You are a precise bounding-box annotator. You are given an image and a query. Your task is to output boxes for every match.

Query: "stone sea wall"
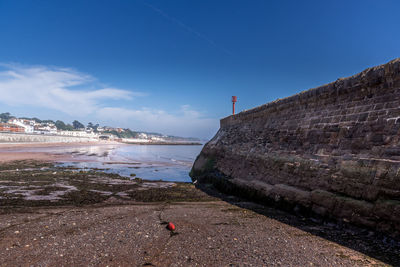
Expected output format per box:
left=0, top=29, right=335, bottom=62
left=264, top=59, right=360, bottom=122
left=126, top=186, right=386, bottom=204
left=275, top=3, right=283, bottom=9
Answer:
left=0, top=133, right=98, bottom=143
left=191, top=58, right=400, bottom=235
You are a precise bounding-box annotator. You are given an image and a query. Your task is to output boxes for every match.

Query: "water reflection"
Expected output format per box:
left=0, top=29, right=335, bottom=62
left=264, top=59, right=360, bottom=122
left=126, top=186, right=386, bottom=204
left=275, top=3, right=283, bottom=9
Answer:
left=17, top=144, right=203, bottom=182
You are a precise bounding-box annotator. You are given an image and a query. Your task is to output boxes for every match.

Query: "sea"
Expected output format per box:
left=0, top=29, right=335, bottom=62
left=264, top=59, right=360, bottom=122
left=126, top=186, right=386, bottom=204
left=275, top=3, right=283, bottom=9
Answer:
left=27, top=144, right=204, bottom=182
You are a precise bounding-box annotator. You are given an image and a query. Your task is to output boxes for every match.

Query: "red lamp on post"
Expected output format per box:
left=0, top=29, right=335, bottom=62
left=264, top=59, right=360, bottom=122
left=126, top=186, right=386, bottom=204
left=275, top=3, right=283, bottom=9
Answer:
left=232, top=96, right=237, bottom=115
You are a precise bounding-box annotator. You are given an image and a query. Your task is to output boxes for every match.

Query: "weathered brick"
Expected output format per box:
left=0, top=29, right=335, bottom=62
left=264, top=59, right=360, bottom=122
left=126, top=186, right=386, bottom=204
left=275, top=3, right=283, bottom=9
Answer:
left=357, top=112, right=369, bottom=122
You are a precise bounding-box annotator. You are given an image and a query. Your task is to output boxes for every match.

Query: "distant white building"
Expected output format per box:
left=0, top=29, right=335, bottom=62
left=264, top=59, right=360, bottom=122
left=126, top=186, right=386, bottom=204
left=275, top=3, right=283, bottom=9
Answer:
left=58, top=130, right=98, bottom=138
left=138, top=133, right=148, bottom=139
left=99, top=133, right=115, bottom=140
left=122, top=138, right=150, bottom=143
left=34, top=125, right=57, bottom=134
left=8, top=119, right=34, bottom=133
left=151, top=136, right=164, bottom=141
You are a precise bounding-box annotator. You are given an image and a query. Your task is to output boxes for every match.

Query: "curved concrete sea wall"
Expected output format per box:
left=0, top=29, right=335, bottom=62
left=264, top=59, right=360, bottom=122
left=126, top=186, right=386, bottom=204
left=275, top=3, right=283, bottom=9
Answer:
left=0, top=133, right=98, bottom=143
left=191, top=58, right=400, bottom=235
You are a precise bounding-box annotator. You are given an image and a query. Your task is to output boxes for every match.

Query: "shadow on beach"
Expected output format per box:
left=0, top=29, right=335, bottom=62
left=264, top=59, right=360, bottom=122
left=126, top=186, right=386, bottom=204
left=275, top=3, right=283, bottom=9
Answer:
left=196, top=183, right=400, bottom=267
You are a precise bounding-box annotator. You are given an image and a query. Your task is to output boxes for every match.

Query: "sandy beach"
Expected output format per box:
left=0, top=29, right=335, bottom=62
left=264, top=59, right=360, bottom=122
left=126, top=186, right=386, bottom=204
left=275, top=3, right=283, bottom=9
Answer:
left=0, top=141, right=122, bottom=163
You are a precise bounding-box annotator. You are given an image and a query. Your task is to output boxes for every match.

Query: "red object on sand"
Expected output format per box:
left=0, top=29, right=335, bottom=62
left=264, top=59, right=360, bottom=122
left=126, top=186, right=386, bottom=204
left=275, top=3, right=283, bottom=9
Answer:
left=167, top=222, right=176, bottom=231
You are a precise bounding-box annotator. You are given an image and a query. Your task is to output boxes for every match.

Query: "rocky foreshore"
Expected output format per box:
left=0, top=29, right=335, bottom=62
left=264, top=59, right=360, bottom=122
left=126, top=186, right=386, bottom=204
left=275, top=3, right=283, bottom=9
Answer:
left=0, top=160, right=399, bottom=266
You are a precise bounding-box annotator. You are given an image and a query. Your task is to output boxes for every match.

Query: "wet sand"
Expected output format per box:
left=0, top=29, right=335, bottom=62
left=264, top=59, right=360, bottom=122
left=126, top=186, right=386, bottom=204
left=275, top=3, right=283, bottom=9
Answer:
left=0, top=140, right=118, bottom=149
left=0, top=141, right=122, bottom=163
left=0, top=141, right=200, bottom=182
left=0, top=151, right=68, bottom=163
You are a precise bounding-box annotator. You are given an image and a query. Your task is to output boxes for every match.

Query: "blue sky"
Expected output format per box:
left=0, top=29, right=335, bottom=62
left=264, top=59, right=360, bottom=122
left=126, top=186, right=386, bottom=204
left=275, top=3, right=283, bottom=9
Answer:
left=0, top=0, right=399, bottom=138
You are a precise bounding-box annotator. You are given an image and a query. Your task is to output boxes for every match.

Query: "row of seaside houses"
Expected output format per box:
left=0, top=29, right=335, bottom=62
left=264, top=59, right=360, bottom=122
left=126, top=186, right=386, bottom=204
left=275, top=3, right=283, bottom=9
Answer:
left=0, top=119, right=172, bottom=142
left=0, top=119, right=102, bottom=138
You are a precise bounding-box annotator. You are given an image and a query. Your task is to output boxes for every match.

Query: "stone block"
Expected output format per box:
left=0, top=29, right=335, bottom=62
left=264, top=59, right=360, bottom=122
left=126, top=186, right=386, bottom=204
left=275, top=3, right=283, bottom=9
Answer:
left=373, top=200, right=400, bottom=221
left=310, top=190, right=337, bottom=211
left=272, top=184, right=311, bottom=207
left=358, top=112, right=369, bottom=122
left=333, top=196, right=373, bottom=219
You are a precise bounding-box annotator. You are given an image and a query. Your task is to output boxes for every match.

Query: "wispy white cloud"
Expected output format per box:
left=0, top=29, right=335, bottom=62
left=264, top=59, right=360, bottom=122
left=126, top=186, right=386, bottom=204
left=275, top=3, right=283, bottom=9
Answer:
left=0, top=63, right=218, bottom=138
left=0, top=64, right=135, bottom=116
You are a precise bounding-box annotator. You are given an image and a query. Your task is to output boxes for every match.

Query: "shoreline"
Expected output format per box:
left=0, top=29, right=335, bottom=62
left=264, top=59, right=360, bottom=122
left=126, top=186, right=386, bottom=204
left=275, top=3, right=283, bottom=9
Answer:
left=0, top=141, right=123, bottom=163
left=0, top=141, right=199, bottom=182
left=0, top=140, right=203, bottom=163
left=121, top=141, right=202, bottom=145
left=0, top=140, right=120, bottom=148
